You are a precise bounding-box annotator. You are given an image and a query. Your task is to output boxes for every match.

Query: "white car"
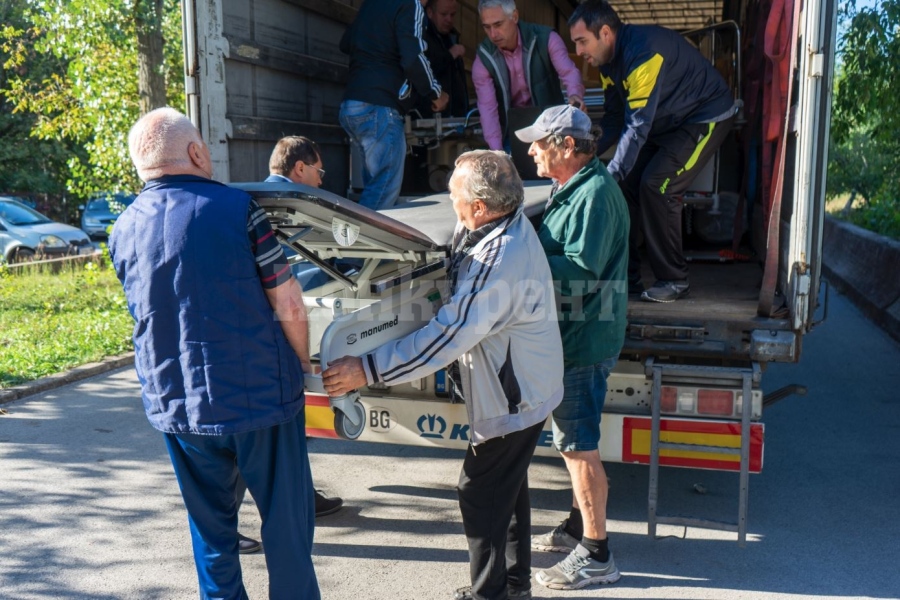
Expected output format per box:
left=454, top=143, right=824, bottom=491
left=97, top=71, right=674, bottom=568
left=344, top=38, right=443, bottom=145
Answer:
left=0, top=197, right=93, bottom=263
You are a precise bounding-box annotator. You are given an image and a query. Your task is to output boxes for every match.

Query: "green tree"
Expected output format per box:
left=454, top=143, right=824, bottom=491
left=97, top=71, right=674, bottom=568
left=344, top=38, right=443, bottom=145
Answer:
left=832, top=0, right=900, bottom=146
left=828, top=0, right=900, bottom=239
left=0, top=0, right=77, bottom=208
left=1, top=0, right=183, bottom=198
left=826, top=129, right=894, bottom=209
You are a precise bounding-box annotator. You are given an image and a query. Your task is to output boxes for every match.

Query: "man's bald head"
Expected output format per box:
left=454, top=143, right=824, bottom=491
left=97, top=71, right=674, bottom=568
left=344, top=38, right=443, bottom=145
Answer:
left=128, top=107, right=211, bottom=182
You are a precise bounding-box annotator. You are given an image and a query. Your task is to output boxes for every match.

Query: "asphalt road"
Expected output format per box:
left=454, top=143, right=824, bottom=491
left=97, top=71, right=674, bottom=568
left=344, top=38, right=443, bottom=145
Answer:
left=1, top=287, right=898, bottom=600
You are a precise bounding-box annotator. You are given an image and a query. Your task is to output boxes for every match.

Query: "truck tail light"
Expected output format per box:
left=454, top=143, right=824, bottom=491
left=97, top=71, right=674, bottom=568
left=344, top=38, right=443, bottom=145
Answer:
left=651, top=384, right=761, bottom=420
left=697, top=389, right=734, bottom=416
left=660, top=386, right=677, bottom=412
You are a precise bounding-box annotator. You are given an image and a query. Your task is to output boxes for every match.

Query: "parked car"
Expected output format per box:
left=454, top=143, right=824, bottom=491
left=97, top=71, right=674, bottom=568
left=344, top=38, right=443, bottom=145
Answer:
left=0, top=194, right=36, bottom=208
left=0, top=197, right=93, bottom=264
left=80, top=192, right=136, bottom=240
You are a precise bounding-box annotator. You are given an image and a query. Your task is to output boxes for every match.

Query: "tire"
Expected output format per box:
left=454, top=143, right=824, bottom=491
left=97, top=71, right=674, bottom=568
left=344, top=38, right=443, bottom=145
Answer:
left=333, top=400, right=366, bottom=440
left=9, top=248, right=35, bottom=263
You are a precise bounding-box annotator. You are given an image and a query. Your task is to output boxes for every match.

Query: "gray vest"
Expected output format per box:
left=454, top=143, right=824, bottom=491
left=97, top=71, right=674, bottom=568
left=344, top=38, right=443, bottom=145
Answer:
left=477, top=22, right=566, bottom=138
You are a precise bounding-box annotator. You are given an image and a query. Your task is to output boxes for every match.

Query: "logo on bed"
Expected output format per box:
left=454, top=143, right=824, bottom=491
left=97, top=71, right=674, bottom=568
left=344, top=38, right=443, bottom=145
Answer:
left=332, top=217, right=360, bottom=246
left=417, top=414, right=447, bottom=439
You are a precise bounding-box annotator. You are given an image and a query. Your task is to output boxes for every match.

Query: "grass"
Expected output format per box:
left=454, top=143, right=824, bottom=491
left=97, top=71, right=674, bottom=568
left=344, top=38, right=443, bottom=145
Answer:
left=825, top=193, right=861, bottom=215
left=826, top=193, right=900, bottom=240
left=0, top=259, right=134, bottom=388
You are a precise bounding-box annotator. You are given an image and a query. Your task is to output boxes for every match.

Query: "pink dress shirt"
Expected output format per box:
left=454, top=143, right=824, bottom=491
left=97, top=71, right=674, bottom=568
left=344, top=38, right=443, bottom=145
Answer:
left=473, top=29, right=585, bottom=150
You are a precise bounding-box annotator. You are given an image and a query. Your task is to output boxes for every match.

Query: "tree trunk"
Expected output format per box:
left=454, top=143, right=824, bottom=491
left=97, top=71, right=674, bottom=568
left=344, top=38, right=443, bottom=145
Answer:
left=134, top=0, right=167, bottom=114
left=841, top=191, right=857, bottom=216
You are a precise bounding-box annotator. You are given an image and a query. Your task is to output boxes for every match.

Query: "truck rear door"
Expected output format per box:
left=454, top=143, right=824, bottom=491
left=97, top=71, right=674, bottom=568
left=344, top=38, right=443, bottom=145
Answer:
left=181, top=0, right=352, bottom=188
left=783, top=0, right=836, bottom=333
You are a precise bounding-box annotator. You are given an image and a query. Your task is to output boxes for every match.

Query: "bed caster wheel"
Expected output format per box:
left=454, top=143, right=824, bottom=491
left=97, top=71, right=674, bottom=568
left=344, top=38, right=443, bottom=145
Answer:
left=332, top=393, right=365, bottom=440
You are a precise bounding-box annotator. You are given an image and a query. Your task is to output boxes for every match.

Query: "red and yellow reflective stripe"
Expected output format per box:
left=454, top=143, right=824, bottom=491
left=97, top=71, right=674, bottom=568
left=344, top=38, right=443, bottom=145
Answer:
left=622, top=417, right=764, bottom=473
left=305, top=393, right=339, bottom=439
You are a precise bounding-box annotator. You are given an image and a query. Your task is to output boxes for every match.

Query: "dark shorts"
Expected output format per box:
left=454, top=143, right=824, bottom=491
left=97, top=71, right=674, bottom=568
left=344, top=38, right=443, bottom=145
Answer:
left=551, top=357, right=617, bottom=452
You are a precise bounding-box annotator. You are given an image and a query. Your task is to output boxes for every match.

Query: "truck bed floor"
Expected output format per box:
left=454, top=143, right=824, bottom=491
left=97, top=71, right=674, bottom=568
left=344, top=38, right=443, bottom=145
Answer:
left=629, top=261, right=764, bottom=322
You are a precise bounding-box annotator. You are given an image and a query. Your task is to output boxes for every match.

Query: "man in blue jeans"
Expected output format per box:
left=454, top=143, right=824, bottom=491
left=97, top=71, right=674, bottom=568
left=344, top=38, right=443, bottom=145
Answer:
left=515, top=105, right=629, bottom=591
left=339, top=0, right=449, bottom=210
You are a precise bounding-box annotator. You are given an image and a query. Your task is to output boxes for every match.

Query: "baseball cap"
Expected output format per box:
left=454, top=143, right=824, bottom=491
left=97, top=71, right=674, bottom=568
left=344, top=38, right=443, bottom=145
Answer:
left=514, top=105, right=594, bottom=143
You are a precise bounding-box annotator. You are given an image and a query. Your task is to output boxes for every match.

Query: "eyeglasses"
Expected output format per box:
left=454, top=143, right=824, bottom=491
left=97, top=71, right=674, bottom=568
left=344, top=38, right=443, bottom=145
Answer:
left=306, top=163, right=325, bottom=179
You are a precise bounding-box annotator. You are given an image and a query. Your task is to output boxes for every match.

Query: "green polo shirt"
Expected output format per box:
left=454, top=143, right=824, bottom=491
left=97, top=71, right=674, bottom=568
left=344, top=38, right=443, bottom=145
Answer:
left=538, top=157, right=630, bottom=366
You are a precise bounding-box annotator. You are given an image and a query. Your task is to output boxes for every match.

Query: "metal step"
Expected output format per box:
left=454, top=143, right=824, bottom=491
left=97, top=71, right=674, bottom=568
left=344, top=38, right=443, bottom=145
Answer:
left=646, top=359, right=759, bottom=546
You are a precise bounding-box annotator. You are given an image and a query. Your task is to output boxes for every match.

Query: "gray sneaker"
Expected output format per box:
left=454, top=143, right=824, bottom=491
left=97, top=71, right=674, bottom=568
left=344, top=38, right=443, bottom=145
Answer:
left=535, top=545, right=621, bottom=590
left=531, top=521, right=579, bottom=553
left=641, top=279, right=690, bottom=303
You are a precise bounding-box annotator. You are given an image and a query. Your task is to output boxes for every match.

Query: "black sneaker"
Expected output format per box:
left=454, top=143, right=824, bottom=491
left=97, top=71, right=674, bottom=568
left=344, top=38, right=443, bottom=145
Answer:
left=238, top=533, right=261, bottom=554
left=453, top=585, right=532, bottom=599
left=641, top=279, right=690, bottom=303
left=315, top=490, right=343, bottom=517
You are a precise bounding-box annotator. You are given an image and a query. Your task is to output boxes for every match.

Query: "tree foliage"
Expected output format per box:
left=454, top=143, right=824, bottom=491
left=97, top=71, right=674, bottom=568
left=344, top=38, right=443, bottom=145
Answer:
left=828, top=0, right=900, bottom=239
left=826, top=130, right=894, bottom=204
left=0, top=0, right=78, bottom=202
left=1, top=0, right=183, bottom=198
left=832, top=0, right=900, bottom=146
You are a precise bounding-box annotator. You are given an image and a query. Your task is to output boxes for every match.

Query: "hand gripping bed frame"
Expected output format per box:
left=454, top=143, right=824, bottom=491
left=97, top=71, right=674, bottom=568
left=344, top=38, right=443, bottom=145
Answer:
left=232, top=180, right=552, bottom=439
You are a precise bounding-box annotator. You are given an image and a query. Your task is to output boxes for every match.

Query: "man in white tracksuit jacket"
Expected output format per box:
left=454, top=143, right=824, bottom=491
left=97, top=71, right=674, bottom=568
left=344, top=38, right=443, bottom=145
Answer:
left=324, top=150, right=564, bottom=600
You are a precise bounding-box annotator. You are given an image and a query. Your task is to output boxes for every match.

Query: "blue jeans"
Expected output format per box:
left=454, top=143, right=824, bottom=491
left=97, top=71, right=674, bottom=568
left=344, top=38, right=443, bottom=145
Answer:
left=164, top=410, right=319, bottom=600
left=339, top=100, right=406, bottom=210
left=551, top=357, right=617, bottom=452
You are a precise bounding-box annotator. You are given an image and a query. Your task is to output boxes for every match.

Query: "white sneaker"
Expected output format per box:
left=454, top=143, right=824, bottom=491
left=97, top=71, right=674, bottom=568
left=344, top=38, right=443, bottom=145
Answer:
left=535, top=545, right=621, bottom=590
left=530, top=521, right=579, bottom=553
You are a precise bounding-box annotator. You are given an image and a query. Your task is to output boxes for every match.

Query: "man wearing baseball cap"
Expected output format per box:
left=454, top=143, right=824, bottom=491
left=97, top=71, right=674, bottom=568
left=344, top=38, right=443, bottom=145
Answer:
left=515, top=105, right=630, bottom=591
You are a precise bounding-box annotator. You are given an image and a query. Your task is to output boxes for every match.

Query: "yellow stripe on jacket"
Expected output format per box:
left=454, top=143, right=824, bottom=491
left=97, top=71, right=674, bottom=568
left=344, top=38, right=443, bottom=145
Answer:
left=625, top=53, right=664, bottom=109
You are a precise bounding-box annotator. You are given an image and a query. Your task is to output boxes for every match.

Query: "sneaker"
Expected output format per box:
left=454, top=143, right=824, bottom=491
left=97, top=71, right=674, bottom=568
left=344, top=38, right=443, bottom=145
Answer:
left=453, top=585, right=532, bottom=599
left=641, top=279, right=690, bottom=303
left=535, top=545, right=621, bottom=590
left=531, top=520, right=579, bottom=553
left=315, top=490, right=343, bottom=517
left=238, top=533, right=262, bottom=554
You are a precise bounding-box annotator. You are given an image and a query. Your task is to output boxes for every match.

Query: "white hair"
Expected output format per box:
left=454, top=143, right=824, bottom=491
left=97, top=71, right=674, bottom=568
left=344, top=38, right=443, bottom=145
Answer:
left=128, top=107, right=203, bottom=179
left=478, top=0, right=516, bottom=16
left=453, top=150, right=523, bottom=215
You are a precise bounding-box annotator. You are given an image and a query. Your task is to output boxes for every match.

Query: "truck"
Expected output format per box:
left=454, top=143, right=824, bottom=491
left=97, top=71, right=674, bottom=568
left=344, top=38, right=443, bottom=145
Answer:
left=181, top=0, right=837, bottom=544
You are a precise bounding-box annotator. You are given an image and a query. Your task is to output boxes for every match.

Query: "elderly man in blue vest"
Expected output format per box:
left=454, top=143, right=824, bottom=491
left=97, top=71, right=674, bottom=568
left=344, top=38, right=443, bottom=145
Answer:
left=109, top=107, right=320, bottom=599
left=474, top=0, right=585, bottom=151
